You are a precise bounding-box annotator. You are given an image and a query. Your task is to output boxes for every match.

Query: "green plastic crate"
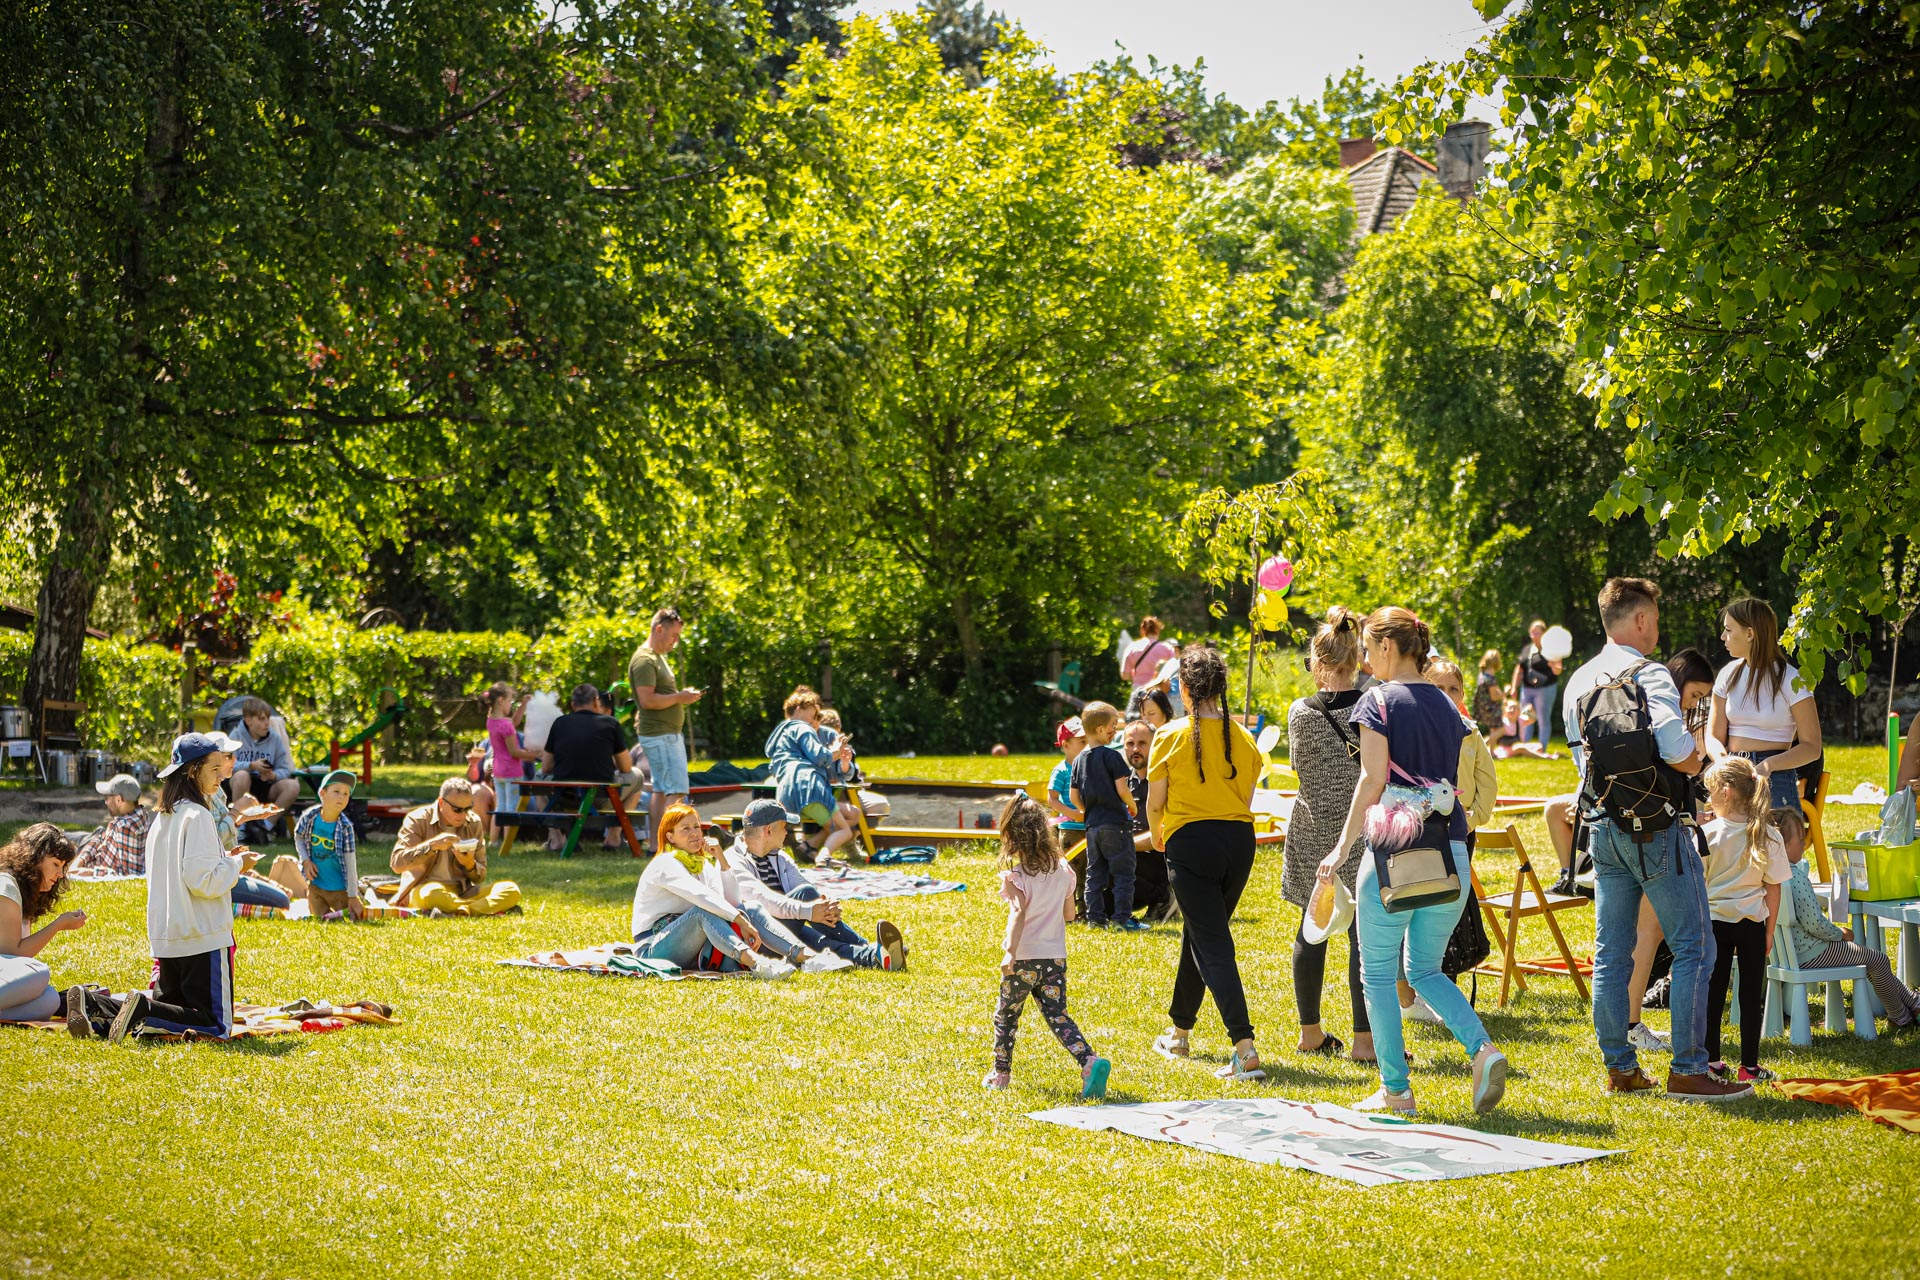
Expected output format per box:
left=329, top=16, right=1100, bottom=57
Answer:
left=1833, top=839, right=1920, bottom=901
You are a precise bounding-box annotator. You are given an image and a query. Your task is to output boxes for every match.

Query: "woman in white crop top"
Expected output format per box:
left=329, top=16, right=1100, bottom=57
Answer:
left=1708, top=597, right=1821, bottom=809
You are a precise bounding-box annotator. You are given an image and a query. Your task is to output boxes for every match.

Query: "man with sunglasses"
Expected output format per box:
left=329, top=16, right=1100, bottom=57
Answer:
left=390, top=778, right=522, bottom=915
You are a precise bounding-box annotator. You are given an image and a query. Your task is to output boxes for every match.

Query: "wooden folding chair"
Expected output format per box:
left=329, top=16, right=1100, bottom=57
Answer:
left=1471, top=824, right=1593, bottom=1008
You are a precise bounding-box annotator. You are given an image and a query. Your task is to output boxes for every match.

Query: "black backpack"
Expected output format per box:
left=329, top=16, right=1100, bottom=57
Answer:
left=1576, top=661, right=1688, bottom=842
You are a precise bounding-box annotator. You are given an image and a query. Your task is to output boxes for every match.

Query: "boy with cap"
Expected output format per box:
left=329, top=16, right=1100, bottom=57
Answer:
left=724, top=799, right=907, bottom=971
left=1047, top=717, right=1087, bottom=855
left=294, top=770, right=362, bottom=921
left=73, top=773, right=153, bottom=877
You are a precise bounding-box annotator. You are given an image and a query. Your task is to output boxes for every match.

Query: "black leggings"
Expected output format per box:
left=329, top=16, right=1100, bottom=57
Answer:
left=1166, top=819, right=1257, bottom=1043
left=1706, top=916, right=1768, bottom=1069
left=1293, top=916, right=1369, bottom=1033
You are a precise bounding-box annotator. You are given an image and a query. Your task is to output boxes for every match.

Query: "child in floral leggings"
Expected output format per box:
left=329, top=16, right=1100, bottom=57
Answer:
left=984, top=795, right=1110, bottom=1097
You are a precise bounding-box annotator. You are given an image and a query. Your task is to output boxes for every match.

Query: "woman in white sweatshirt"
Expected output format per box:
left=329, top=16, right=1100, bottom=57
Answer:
left=108, top=732, right=258, bottom=1043
left=630, top=804, right=810, bottom=978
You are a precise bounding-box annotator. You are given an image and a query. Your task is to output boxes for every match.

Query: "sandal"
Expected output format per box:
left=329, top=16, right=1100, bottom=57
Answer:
left=1152, top=1029, right=1191, bottom=1060
left=1301, top=1033, right=1346, bottom=1058
left=1214, top=1045, right=1267, bottom=1082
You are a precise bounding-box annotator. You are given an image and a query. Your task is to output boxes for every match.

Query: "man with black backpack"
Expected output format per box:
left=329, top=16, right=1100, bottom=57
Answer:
left=1563, top=578, right=1752, bottom=1103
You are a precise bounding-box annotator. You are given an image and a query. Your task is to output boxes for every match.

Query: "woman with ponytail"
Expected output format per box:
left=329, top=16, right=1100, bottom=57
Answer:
left=1282, top=606, right=1375, bottom=1063
left=1317, top=607, right=1508, bottom=1117
left=1145, top=645, right=1266, bottom=1080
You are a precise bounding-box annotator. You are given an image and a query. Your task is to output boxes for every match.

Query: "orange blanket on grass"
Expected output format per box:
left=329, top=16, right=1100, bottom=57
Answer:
left=1776, top=1070, right=1920, bottom=1134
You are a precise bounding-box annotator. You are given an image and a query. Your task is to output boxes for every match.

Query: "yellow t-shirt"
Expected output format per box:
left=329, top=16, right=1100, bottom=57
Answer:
left=1147, top=716, right=1261, bottom=840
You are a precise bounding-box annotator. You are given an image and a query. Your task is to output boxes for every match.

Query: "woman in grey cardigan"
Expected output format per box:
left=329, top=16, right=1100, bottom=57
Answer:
left=1284, top=606, right=1374, bottom=1061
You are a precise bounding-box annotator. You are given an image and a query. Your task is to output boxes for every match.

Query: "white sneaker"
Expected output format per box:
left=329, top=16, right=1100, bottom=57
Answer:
left=748, top=959, right=796, bottom=980
left=1354, top=1086, right=1417, bottom=1116
left=800, top=952, right=854, bottom=974
left=1400, top=995, right=1442, bottom=1024
left=1627, top=1022, right=1671, bottom=1054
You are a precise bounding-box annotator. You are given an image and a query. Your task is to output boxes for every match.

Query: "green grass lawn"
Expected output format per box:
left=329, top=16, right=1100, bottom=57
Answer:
left=4, top=744, right=1916, bottom=1278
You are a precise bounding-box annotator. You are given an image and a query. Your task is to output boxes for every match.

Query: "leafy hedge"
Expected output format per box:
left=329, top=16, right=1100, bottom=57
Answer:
left=0, top=613, right=1143, bottom=765
left=0, top=631, right=182, bottom=758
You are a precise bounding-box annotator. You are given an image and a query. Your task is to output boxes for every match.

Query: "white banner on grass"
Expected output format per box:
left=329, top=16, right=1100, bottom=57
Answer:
left=1029, top=1098, right=1620, bottom=1186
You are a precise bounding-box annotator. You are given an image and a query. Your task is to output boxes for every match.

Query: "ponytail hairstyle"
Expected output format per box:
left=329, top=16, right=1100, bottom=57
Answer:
left=1723, top=597, right=1787, bottom=705
left=1308, top=605, right=1361, bottom=677
left=1178, top=645, right=1237, bottom=785
left=997, top=794, right=1062, bottom=877
left=1703, top=755, right=1772, bottom=870
left=1362, top=606, right=1432, bottom=674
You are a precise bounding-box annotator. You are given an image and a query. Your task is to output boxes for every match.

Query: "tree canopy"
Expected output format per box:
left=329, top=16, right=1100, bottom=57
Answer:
left=740, top=19, right=1298, bottom=680
left=1395, top=0, right=1920, bottom=685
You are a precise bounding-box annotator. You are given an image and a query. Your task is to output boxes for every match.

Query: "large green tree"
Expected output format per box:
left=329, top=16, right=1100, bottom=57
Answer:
left=1397, top=1, right=1920, bottom=685
left=1296, top=189, right=1791, bottom=661
left=740, top=18, right=1293, bottom=679
left=0, top=0, right=781, bottom=730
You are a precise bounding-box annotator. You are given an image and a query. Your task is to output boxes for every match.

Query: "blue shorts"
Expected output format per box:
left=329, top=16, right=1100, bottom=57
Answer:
left=638, top=733, right=689, bottom=796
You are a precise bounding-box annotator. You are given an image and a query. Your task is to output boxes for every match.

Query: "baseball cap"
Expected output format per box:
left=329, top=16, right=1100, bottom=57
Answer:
left=157, top=731, right=244, bottom=777
left=95, top=773, right=141, bottom=802
left=743, top=798, right=798, bottom=831
left=319, top=768, right=358, bottom=792
left=1054, top=717, right=1084, bottom=747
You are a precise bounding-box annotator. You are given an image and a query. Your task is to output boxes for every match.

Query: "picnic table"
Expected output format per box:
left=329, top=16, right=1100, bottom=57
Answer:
left=494, top=778, right=645, bottom=859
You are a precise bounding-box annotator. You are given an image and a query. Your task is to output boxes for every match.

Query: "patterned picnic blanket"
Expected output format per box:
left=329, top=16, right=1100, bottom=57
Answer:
left=499, top=945, right=739, bottom=980
left=801, top=866, right=966, bottom=901
left=66, top=868, right=145, bottom=883
left=7, top=998, right=399, bottom=1040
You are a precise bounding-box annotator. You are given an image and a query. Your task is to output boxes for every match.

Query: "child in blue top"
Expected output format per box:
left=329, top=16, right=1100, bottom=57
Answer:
left=294, top=770, right=361, bottom=921
left=1047, top=717, right=1086, bottom=856
left=1070, top=701, right=1142, bottom=929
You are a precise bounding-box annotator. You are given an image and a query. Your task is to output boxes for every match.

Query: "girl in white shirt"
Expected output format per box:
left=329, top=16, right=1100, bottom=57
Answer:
left=1699, top=756, right=1790, bottom=1084
left=984, top=795, right=1109, bottom=1097
left=1708, top=597, right=1821, bottom=809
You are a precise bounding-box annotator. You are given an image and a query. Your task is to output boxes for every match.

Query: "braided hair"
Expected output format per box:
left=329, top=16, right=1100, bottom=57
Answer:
left=1179, top=646, right=1238, bottom=786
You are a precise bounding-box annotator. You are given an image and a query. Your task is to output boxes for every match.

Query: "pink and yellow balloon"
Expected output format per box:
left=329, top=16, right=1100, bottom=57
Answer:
left=1252, top=555, right=1293, bottom=631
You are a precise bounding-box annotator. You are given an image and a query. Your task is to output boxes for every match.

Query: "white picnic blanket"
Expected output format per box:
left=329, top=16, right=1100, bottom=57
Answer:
left=801, top=866, right=966, bottom=901
left=1030, top=1098, right=1620, bottom=1186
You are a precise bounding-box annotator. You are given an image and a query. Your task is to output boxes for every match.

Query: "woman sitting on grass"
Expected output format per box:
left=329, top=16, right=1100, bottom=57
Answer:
left=0, top=824, right=90, bottom=1025
left=630, top=804, right=813, bottom=978
left=766, top=686, right=859, bottom=863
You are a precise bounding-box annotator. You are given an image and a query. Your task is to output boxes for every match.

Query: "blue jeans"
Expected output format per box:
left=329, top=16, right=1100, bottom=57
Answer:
left=1590, top=819, right=1714, bottom=1076
left=783, top=885, right=881, bottom=967
left=637, top=733, right=690, bottom=796
left=634, top=902, right=804, bottom=971
left=232, top=876, right=292, bottom=910
left=1736, top=749, right=1800, bottom=809
left=0, top=955, right=58, bottom=1022
left=1083, top=826, right=1136, bottom=924
left=1355, top=840, right=1492, bottom=1095
left=636, top=907, right=749, bottom=970
left=1519, top=683, right=1557, bottom=745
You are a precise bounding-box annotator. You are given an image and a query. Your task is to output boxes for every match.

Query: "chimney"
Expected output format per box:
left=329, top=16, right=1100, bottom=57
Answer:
left=1437, top=120, right=1491, bottom=199
left=1339, top=136, right=1377, bottom=168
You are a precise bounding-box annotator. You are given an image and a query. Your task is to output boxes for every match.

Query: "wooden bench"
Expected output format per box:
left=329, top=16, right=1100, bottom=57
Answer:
left=495, top=778, right=644, bottom=859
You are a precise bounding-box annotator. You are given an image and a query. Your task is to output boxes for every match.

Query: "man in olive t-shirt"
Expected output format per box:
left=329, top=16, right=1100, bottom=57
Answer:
left=628, top=606, right=702, bottom=849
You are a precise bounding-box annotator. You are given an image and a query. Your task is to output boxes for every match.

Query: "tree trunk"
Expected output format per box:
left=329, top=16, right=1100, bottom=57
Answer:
left=951, top=587, right=983, bottom=680
left=23, top=482, right=112, bottom=741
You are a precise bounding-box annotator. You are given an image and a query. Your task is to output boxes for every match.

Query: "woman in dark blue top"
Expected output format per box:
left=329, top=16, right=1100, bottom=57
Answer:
left=1315, top=606, right=1508, bottom=1118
